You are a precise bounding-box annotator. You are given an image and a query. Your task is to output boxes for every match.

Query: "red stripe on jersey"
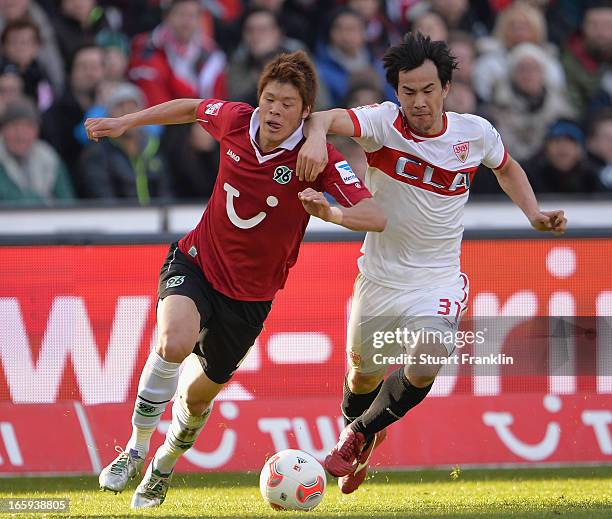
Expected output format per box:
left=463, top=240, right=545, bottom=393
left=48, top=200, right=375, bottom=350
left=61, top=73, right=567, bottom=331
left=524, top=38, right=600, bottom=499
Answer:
left=347, top=109, right=361, bottom=137
left=495, top=148, right=509, bottom=170
left=366, top=146, right=478, bottom=196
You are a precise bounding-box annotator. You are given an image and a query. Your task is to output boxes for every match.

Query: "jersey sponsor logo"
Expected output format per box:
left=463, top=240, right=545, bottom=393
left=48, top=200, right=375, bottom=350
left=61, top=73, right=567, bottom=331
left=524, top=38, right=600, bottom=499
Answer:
left=272, top=165, right=292, bottom=184
left=335, top=161, right=359, bottom=185
left=166, top=275, right=185, bottom=288
left=226, top=148, right=241, bottom=162
left=204, top=101, right=223, bottom=116
left=395, top=157, right=471, bottom=192
left=224, top=182, right=279, bottom=229
left=453, top=141, right=470, bottom=163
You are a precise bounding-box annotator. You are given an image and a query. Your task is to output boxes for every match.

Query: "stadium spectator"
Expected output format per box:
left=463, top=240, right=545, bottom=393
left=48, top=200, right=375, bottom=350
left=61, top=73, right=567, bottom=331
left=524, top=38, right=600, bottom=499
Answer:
left=233, top=0, right=308, bottom=50
left=226, top=7, right=304, bottom=105
left=0, top=0, right=64, bottom=91
left=348, top=0, right=401, bottom=58
left=96, top=30, right=129, bottom=84
left=315, top=7, right=390, bottom=107
left=0, top=18, right=54, bottom=110
left=79, top=82, right=171, bottom=203
left=411, top=9, right=448, bottom=42
left=586, top=111, right=612, bottom=191
left=162, top=122, right=219, bottom=199
left=524, top=119, right=601, bottom=193
left=444, top=80, right=478, bottom=114
left=473, top=1, right=565, bottom=103
left=51, top=0, right=115, bottom=64
left=486, top=43, right=574, bottom=163
left=561, top=1, right=612, bottom=118
left=0, top=97, right=74, bottom=204
left=0, top=70, right=23, bottom=113
left=429, top=0, right=492, bottom=37
left=41, top=44, right=104, bottom=194
left=128, top=0, right=226, bottom=106
left=105, top=0, right=165, bottom=38
left=343, top=68, right=386, bottom=108
left=448, top=31, right=476, bottom=87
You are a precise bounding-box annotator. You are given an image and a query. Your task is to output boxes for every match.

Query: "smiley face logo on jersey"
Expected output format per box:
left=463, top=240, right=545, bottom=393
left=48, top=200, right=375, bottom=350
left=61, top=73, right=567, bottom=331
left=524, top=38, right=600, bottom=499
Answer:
left=224, top=182, right=278, bottom=229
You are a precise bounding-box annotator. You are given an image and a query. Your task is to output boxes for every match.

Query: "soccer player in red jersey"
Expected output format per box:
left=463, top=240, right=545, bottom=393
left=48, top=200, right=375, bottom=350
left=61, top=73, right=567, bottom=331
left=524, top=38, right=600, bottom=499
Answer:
left=85, top=51, right=386, bottom=509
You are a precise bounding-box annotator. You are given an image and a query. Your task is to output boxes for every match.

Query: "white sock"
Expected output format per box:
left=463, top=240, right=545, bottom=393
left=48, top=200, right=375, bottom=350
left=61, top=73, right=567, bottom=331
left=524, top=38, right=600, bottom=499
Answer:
left=125, top=351, right=182, bottom=459
left=153, top=398, right=212, bottom=474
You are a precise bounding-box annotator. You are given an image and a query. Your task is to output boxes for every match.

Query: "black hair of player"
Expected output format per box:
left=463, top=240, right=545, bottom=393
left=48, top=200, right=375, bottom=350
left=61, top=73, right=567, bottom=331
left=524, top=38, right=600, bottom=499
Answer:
left=382, top=32, right=458, bottom=91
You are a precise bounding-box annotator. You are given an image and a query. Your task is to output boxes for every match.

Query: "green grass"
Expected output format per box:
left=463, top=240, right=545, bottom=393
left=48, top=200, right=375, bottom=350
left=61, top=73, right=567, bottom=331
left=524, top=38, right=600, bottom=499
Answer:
left=0, top=466, right=611, bottom=518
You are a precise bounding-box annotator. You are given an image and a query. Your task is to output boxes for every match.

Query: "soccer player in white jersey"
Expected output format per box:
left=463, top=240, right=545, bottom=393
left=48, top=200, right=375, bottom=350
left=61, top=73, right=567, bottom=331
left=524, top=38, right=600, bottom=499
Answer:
left=297, top=32, right=567, bottom=493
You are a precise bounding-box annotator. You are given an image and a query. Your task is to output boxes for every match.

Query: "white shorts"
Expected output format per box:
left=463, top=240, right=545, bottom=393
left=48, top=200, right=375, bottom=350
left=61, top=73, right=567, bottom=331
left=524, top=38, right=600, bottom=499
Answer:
left=346, top=272, right=469, bottom=376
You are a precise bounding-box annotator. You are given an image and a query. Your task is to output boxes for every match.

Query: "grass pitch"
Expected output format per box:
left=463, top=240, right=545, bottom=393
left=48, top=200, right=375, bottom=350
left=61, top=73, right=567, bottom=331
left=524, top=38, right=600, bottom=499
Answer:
left=0, top=466, right=610, bottom=518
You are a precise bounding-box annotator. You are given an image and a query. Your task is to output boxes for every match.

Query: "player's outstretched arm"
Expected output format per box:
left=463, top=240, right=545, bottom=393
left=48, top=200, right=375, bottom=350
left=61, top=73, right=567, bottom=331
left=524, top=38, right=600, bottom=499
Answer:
left=298, top=188, right=386, bottom=232
left=85, top=98, right=202, bottom=141
left=297, top=109, right=356, bottom=182
left=494, top=156, right=567, bottom=235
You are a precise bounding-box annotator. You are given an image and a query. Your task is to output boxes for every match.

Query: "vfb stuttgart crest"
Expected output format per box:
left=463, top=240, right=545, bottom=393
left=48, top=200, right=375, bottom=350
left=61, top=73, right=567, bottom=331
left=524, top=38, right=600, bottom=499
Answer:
left=453, top=141, right=470, bottom=163
left=273, top=165, right=293, bottom=184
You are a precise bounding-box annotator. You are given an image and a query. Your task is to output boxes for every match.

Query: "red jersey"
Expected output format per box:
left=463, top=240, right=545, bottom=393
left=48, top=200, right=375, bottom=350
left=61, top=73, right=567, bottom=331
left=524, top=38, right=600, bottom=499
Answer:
left=178, top=99, right=371, bottom=301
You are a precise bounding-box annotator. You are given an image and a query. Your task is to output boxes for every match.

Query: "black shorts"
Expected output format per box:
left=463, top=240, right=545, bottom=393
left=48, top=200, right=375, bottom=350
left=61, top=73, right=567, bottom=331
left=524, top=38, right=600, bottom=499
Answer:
left=158, top=242, right=272, bottom=384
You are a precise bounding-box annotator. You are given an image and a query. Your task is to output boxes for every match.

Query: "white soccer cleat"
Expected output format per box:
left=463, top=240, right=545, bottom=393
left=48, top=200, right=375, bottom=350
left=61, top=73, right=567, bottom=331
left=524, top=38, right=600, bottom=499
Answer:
left=131, top=461, right=173, bottom=509
left=99, top=446, right=144, bottom=493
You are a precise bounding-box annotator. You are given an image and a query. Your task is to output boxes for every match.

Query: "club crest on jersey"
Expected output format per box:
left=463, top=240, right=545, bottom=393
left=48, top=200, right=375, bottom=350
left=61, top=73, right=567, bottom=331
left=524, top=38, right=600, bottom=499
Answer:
left=273, top=165, right=292, bottom=184
left=453, top=141, right=470, bottom=163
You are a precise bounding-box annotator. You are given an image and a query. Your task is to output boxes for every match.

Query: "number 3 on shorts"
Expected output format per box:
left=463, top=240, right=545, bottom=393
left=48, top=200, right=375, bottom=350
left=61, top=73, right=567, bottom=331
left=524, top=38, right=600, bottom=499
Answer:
left=438, top=298, right=462, bottom=320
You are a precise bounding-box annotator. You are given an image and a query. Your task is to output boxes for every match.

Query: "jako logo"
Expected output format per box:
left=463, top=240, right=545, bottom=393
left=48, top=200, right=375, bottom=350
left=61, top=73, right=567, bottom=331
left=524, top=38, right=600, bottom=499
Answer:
left=227, top=149, right=240, bottom=162
left=166, top=276, right=185, bottom=288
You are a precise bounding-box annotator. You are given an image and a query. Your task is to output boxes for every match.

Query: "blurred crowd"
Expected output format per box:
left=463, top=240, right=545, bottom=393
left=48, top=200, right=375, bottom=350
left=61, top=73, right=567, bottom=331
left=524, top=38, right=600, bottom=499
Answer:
left=1, top=0, right=611, bottom=206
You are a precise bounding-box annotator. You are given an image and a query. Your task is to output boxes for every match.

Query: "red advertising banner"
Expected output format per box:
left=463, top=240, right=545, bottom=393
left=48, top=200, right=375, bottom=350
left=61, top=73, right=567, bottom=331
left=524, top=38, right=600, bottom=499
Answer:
left=0, top=240, right=611, bottom=473
left=1, top=394, right=610, bottom=474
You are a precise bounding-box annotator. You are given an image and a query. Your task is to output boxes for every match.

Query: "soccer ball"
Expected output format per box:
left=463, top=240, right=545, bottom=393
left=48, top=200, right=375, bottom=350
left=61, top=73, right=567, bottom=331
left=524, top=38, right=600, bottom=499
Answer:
left=259, top=449, right=327, bottom=511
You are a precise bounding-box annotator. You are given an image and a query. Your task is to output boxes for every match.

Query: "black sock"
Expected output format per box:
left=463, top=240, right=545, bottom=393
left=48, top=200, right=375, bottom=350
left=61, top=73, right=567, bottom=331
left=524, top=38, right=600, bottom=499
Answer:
left=351, top=368, right=432, bottom=438
left=341, top=374, right=383, bottom=427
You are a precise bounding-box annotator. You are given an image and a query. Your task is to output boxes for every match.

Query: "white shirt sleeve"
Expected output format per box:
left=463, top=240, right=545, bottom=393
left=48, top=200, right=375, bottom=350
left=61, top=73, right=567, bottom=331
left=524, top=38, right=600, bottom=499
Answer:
left=481, top=118, right=508, bottom=170
left=348, top=102, right=398, bottom=145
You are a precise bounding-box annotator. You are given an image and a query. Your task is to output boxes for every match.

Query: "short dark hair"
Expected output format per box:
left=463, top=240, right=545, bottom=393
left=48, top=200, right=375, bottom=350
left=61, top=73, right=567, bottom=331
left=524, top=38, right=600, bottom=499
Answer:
left=382, top=32, right=458, bottom=90
left=257, top=50, right=317, bottom=111
left=1, top=18, right=41, bottom=47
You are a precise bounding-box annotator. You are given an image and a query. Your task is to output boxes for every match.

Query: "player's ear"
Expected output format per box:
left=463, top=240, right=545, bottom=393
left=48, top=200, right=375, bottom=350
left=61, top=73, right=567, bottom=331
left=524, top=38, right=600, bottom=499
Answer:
left=442, top=81, right=451, bottom=99
left=302, top=105, right=311, bottom=120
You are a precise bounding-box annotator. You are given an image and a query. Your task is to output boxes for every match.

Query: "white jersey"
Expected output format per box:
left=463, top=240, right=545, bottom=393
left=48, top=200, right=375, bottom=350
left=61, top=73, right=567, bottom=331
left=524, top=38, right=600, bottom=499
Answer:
left=348, top=102, right=507, bottom=289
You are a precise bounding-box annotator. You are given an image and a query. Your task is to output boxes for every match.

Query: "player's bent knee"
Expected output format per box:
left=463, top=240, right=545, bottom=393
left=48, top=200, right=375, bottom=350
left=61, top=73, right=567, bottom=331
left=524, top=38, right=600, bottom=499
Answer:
left=156, top=327, right=195, bottom=362
left=348, top=370, right=384, bottom=394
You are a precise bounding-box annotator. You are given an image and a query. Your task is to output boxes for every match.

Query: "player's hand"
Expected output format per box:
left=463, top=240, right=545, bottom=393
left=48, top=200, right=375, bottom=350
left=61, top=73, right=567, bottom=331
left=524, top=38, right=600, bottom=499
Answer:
left=298, top=188, right=332, bottom=220
left=529, top=210, right=567, bottom=235
left=296, top=134, right=328, bottom=182
left=84, top=117, right=129, bottom=141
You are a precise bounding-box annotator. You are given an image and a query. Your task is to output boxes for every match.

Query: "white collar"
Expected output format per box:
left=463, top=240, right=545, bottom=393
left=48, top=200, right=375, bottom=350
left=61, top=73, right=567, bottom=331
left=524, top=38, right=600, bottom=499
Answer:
left=248, top=108, right=304, bottom=164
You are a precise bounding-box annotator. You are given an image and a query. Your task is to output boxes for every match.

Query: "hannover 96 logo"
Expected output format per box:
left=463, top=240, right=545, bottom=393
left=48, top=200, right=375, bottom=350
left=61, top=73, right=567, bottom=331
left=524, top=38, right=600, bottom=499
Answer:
left=273, top=165, right=293, bottom=184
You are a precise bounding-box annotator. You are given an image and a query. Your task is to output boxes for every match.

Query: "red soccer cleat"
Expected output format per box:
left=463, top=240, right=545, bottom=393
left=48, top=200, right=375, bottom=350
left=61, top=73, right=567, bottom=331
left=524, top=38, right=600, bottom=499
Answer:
left=323, top=425, right=366, bottom=477
left=338, top=428, right=387, bottom=494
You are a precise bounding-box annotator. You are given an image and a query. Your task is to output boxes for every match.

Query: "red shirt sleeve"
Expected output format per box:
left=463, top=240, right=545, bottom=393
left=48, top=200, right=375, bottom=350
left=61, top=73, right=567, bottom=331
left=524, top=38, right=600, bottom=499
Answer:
left=195, top=99, right=251, bottom=141
left=318, top=145, right=372, bottom=207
